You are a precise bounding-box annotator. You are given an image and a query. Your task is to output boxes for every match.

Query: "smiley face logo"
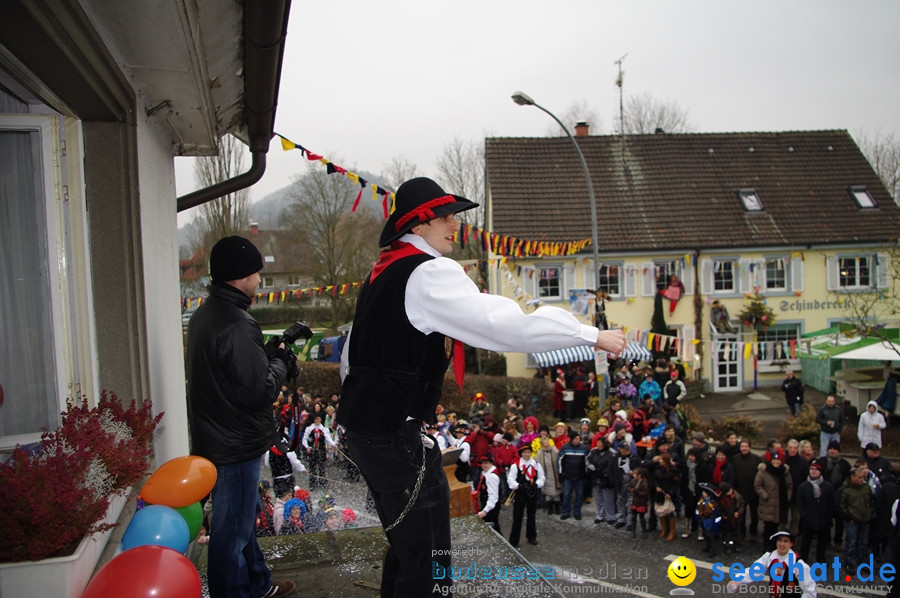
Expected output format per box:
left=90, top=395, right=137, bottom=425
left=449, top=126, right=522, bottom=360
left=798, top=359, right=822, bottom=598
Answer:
left=667, top=556, right=696, bottom=586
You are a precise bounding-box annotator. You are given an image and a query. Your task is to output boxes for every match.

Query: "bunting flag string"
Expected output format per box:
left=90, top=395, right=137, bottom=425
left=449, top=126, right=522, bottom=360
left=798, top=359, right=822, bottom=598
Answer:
left=277, top=133, right=593, bottom=258
left=181, top=281, right=364, bottom=310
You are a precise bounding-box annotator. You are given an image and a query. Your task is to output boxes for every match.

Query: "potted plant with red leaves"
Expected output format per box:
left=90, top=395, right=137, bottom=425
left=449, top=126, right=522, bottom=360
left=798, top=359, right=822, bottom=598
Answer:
left=0, top=392, right=163, bottom=563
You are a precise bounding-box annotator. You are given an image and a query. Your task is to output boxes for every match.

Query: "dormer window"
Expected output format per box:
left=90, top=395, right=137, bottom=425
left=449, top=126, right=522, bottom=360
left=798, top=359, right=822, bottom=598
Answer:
left=849, top=186, right=876, bottom=208
left=739, top=188, right=763, bottom=211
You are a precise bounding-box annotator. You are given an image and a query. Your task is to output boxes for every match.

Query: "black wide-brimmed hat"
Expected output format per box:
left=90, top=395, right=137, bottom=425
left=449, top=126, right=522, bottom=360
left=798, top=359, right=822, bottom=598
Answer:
left=378, top=177, right=479, bottom=247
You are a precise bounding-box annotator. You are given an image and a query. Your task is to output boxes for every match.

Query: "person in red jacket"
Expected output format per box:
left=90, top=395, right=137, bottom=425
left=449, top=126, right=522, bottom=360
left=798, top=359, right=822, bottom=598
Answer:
left=465, top=419, right=494, bottom=487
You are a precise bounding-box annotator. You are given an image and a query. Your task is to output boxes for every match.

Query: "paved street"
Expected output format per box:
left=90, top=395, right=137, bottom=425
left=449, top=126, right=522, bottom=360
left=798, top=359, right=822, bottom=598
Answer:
left=191, top=386, right=895, bottom=597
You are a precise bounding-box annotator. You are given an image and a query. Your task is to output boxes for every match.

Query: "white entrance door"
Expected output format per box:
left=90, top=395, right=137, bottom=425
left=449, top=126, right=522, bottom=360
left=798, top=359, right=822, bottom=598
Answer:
left=713, top=337, right=742, bottom=391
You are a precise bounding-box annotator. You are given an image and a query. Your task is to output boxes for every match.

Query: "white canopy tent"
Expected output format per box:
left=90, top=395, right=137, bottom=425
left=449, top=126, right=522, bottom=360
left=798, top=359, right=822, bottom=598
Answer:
left=831, top=340, right=900, bottom=362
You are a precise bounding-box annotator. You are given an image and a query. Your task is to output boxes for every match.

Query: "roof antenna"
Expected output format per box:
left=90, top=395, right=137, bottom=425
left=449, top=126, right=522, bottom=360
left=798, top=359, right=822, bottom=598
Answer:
left=614, top=54, right=628, bottom=138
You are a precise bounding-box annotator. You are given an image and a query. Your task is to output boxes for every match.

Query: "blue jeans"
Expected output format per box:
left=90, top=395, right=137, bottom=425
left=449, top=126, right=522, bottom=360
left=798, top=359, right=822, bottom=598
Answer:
left=820, top=431, right=840, bottom=456
left=208, top=456, right=271, bottom=598
left=844, top=520, right=870, bottom=568
left=561, top=478, right=585, bottom=517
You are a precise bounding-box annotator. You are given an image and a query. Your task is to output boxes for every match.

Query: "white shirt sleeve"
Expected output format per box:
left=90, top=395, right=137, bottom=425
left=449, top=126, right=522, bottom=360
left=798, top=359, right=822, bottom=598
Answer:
left=484, top=471, right=500, bottom=512
left=402, top=236, right=598, bottom=352
left=301, top=425, right=312, bottom=450
left=287, top=450, right=306, bottom=474
left=535, top=461, right=546, bottom=489
left=507, top=463, right=519, bottom=490
left=458, top=441, right=471, bottom=464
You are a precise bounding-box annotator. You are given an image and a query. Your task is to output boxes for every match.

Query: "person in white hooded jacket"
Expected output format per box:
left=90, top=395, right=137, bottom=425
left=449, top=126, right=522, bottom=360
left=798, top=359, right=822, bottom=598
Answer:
left=857, top=400, right=887, bottom=449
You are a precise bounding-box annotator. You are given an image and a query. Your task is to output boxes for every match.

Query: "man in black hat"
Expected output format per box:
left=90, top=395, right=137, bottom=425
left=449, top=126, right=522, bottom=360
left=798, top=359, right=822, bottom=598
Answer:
left=186, top=235, right=298, bottom=598
left=339, top=177, right=626, bottom=597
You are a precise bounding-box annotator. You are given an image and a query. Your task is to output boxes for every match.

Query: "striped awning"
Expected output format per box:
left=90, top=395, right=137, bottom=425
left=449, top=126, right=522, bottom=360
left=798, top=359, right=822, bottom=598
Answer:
left=623, top=341, right=653, bottom=362
left=530, top=345, right=595, bottom=368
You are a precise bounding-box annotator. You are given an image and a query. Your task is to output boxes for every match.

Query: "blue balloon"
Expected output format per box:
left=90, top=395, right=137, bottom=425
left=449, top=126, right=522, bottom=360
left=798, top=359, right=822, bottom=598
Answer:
left=122, top=504, right=190, bottom=554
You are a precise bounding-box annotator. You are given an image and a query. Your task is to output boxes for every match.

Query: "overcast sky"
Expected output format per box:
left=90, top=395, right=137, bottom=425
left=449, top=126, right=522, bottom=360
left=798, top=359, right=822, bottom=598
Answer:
left=175, top=0, right=900, bottom=224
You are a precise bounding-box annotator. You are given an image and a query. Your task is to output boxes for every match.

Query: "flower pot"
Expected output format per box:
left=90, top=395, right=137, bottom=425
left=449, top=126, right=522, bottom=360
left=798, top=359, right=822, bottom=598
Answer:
left=0, top=489, right=130, bottom=598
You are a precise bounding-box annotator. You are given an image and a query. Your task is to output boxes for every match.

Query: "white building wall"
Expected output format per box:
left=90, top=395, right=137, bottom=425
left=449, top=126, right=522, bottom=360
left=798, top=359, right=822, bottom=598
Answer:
left=135, top=115, right=190, bottom=463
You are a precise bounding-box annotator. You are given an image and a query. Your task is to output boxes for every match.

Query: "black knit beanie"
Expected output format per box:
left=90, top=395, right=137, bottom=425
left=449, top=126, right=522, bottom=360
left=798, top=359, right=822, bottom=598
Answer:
left=209, top=236, right=263, bottom=282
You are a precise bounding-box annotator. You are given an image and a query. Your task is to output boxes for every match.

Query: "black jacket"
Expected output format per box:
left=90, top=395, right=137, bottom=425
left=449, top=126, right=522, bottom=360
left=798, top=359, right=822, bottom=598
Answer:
left=796, top=478, right=835, bottom=530
left=187, top=283, right=287, bottom=465
left=587, top=447, right=616, bottom=488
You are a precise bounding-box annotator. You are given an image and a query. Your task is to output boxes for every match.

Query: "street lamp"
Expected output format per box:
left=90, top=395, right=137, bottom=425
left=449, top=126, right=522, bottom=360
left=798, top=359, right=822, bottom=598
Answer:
left=511, top=91, right=601, bottom=292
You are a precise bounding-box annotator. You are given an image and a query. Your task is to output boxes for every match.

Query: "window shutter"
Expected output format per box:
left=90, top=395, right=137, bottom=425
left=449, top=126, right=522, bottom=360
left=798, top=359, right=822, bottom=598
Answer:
left=700, top=259, right=712, bottom=295
left=624, top=263, right=637, bottom=297
left=563, top=264, right=575, bottom=296
left=680, top=261, right=694, bottom=296
left=738, top=259, right=753, bottom=293
left=790, top=254, right=804, bottom=293
left=524, top=263, right=538, bottom=298
left=682, top=326, right=696, bottom=363
left=876, top=253, right=890, bottom=289
left=641, top=262, right=655, bottom=297
left=825, top=256, right=838, bottom=291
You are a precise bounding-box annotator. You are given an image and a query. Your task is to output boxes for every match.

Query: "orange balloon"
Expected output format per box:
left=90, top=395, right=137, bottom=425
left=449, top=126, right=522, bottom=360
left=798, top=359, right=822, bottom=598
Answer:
left=141, top=456, right=217, bottom=508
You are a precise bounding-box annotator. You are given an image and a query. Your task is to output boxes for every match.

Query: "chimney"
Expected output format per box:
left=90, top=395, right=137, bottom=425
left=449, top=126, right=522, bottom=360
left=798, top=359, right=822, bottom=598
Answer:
left=249, top=222, right=259, bottom=236
left=575, top=121, right=590, bottom=137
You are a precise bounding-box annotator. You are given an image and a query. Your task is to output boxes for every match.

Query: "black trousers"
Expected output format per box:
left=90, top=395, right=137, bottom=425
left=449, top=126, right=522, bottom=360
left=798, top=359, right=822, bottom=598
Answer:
left=483, top=505, right=501, bottom=534
left=509, top=486, right=538, bottom=546
left=799, top=527, right=830, bottom=565
left=347, top=421, right=451, bottom=598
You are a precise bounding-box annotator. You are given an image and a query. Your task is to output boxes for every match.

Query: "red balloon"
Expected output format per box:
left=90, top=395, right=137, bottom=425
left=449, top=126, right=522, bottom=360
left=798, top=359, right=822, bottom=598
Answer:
left=141, top=455, right=217, bottom=508
left=82, top=545, right=201, bottom=598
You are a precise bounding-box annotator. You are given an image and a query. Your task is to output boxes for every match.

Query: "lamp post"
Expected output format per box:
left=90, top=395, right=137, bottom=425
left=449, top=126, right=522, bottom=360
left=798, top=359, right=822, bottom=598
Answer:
left=511, top=91, right=600, bottom=292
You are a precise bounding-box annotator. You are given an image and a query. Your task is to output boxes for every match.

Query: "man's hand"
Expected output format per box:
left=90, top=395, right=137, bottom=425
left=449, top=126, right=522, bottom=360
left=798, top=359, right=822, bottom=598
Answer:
left=595, top=329, right=626, bottom=357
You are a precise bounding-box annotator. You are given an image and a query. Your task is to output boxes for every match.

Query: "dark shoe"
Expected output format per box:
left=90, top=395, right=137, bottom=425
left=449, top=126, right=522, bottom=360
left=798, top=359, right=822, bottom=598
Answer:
left=560, top=515, right=570, bottom=520
left=615, top=522, right=626, bottom=529
left=594, top=519, right=603, bottom=524
left=574, top=515, right=582, bottom=521
left=261, top=581, right=296, bottom=598
left=527, top=538, right=539, bottom=545
left=607, top=520, right=616, bottom=525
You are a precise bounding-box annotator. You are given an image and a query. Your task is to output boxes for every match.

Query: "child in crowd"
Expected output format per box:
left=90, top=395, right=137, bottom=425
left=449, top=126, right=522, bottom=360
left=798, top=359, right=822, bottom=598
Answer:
left=697, top=482, right=722, bottom=557
left=717, top=481, right=745, bottom=555
left=628, top=467, right=651, bottom=537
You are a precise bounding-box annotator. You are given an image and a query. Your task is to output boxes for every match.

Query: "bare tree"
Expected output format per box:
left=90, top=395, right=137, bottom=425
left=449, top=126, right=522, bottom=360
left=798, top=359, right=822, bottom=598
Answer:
left=543, top=100, right=604, bottom=137
left=281, top=162, right=381, bottom=328
left=616, top=91, right=695, bottom=135
left=856, top=130, right=900, bottom=204
left=831, top=240, right=900, bottom=359
left=435, top=137, right=489, bottom=282
left=381, top=155, right=419, bottom=191
left=188, top=135, right=251, bottom=251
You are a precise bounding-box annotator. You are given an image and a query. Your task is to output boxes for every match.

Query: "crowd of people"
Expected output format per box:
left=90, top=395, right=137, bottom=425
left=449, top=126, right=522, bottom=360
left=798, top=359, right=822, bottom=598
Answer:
left=429, top=379, right=900, bottom=580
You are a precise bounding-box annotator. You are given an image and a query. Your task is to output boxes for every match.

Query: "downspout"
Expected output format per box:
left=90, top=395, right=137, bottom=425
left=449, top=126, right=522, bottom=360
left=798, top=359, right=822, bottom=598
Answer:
left=176, top=0, right=291, bottom=212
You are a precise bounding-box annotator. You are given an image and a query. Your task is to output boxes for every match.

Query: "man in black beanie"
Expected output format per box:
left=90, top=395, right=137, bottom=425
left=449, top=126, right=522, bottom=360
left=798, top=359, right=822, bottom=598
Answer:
left=186, top=235, right=297, bottom=598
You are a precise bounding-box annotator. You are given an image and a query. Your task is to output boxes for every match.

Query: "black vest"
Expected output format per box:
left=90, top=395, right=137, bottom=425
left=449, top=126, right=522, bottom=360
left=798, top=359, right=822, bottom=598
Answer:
left=339, top=244, right=453, bottom=433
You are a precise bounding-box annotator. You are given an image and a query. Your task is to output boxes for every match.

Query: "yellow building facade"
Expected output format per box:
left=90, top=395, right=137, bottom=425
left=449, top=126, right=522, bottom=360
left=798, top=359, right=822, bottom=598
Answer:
left=492, top=245, right=891, bottom=392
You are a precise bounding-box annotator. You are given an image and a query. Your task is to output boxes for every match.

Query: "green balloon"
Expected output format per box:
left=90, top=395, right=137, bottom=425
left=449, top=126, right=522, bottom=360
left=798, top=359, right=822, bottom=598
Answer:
left=174, top=501, right=203, bottom=541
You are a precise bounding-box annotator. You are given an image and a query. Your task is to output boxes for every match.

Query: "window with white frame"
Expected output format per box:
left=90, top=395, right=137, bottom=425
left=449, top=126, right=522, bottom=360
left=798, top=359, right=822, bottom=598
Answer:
left=758, top=324, right=801, bottom=363
left=713, top=259, right=736, bottom=292
left=537, top=265, right=562, bottom=299
left=827, top=254, right=888, bottom=292
left=764, top=257, right=787, bottom=291
left=262, top=276, right=275, bottom=289
left=839, top=256, right=871, bottom=288
left=642, top=260, right=692, bottom=297
left=1, top=114, right=96, bottom=448
left=287, top=275, right=302, bottom=287
left=596, top=262, right=622, bottom=296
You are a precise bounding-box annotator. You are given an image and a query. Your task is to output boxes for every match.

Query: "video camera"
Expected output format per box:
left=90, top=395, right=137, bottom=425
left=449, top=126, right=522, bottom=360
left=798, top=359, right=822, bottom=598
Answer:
left=265, top=321, right=312, bottom=381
